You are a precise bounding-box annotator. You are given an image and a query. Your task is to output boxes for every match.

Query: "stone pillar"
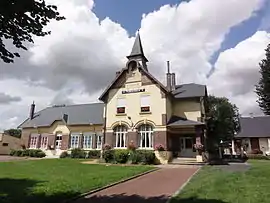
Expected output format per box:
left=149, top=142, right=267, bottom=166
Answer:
left=127, top=131, right=138, bottom=148
left=79, top=133, right=83, bottom=149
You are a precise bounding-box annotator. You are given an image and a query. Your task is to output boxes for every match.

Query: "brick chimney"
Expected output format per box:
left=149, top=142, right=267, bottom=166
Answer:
left=166, top=61, right=172, bottom=91
left=29, top=101, right=35, bottom=120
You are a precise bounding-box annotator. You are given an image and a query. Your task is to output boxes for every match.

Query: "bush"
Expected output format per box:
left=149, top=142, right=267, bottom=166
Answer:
left=103, top=150, right=114, bottom=163
left=36, top=151, right=46, bottom=158
left=60, top=151, right=69, bottom=158
left=127, top=142, right=137, bottom=151
left=29, top=149, right=42, bottom=157
left=136, top=150, right=156, bottom=165
left=14, top=150, right=23, bottom=157
left=70, top=148, right=86, bottom=158
left=129, top=151, right=142, bottom=164
left=9, top=149, right=16, bottom=156
left=103, top=144, right=112, bottom=150
left=88, top=150, right=101, bottom=159
left=114, top=149, right=129, bottom=164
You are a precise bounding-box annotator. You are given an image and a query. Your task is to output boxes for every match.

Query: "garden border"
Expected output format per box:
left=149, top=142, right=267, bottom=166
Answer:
left=62, top=167, right=160, bottom=203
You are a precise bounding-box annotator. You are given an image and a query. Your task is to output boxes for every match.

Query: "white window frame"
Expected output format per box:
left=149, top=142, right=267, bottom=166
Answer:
left=96, top=134, right=102, bottom=150
left=114, top=125, right=127, bottom=148
left=29, top=136, right=38, bottom=149
left=70, top=133, right=80, bottom=149
left=140, top=95, right=151, bottom=112
left=138, top=124, right=154, bottom=149
left=40, top=137, right=48, bottom=149
left=82, top=133, right=93, bottom=149
left=55, top=133, right=62, bottom=150
left=116, top=98, right=126, bottom=114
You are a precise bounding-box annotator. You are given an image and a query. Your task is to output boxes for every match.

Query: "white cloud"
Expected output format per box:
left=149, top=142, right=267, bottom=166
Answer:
left=207, top=31, right=270, bottom=116
left=0, top=0, right=267, bottom=129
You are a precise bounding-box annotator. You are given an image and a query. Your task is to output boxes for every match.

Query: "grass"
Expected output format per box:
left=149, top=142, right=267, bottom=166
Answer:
left=0, top=158, right=153, bottom=203
left=171, top=160, right=270, bottom=203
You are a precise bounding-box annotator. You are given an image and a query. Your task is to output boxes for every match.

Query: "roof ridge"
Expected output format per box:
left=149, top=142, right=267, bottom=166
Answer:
left=48, top=102, right=104, bottom=108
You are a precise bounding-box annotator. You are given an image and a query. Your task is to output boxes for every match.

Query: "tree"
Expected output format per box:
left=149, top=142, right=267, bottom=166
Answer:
left=255, top=44, right=270, bottom=115
left=0, top=0, right=65, bottom=63
left=4, top=128, right=22, bottom=138
left=206, top=95, right=240, bottom=145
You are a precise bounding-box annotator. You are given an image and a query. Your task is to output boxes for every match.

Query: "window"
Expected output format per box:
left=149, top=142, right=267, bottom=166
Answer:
left=138, top=124, right=153, bottom=149
left=30, top=136, right=38, bottom=149
left=114, top=125, right=127, bottom=148
left=83, top=133, right=93, bottom=149
left=2, top=143, right=8, bottom=146
left=96, top=134, right=102, bottom=149
left=40, top=137, right=48, bottom=149
left=140, top=95, right=150, bottom=112
left=70, top=133, right=80, bottom=148
left=117, top=98, right=126, bottom=114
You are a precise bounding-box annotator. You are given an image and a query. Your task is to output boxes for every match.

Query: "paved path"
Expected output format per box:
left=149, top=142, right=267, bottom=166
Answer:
left=74, top=166, right=199, bottom=203
left=0, top=155, right=39, bottom=162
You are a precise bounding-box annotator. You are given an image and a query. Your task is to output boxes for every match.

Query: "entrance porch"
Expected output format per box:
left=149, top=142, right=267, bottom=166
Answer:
left=166, top=116, right=206, bottom=162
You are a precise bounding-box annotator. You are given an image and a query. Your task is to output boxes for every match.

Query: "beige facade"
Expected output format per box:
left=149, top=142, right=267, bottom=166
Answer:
left=0, top=133, right=21, bottom=155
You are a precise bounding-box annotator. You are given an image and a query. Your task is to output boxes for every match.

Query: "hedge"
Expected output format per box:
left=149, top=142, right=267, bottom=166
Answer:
left=10, top=149, right=46, bottom=158
left=247, top=154, right=270, bottom=160
left=103, top=149, right=156, bottom=165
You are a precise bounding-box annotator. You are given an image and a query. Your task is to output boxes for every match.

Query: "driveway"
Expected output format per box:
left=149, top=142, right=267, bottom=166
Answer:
left=73, top=166, right=200, bottom=203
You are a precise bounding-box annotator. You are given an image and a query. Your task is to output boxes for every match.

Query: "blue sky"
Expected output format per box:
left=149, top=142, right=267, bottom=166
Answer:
left=93, top=0, right=269, bottom=69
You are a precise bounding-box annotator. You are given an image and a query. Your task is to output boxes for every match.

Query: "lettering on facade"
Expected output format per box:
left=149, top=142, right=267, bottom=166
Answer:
left=122, top=88, right=145, bottom=94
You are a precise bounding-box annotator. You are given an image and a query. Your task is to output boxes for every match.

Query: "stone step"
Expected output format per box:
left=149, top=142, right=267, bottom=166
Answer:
left=170, top=158, right=205, bottom=166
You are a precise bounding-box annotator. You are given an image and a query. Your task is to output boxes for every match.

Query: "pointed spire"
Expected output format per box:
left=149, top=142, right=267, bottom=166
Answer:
left=127, top=30, right=148, bottom=62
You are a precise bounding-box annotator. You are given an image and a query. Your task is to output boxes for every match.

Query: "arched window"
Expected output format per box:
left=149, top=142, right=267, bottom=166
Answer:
left=138, top=124, right=153, bottom=149
left=114, top=125, right=128, bottom=148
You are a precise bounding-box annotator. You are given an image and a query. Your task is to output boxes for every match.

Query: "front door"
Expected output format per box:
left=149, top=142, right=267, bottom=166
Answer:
left=180, top=137, right=195, bottom=157
left=55, top=134, right=62, bottom=154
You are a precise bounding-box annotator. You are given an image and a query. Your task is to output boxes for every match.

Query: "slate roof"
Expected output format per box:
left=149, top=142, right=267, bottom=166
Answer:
left=18, top=103, right=104, bottom=128
left=167, top=115, right=205, bottom=127
left=127, top=32, right=148, bottom=62
left=235, top=116, right=270, bottom=138
left=172, top=83, right=206, bottom=99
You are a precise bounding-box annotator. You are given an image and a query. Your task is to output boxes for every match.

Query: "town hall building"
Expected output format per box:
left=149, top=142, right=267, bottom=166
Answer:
left=18, top=33, right=208, bottom=163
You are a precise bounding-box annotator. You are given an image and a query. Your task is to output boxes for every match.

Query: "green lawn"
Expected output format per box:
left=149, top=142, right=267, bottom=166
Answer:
left=0, top=159, right=153, bottom=203
left=171, top=160, right=270, bottom=203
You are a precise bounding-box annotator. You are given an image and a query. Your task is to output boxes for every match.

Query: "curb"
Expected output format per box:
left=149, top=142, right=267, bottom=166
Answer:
left=166, top=167, right=202, bottom=203
left=62, top=167, right=160, bottom=203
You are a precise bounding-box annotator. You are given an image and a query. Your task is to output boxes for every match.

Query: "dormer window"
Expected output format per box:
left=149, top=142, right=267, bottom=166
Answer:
left=117, top=98, right=126, bottom=114
left=140, top=95, right=150, bottom=113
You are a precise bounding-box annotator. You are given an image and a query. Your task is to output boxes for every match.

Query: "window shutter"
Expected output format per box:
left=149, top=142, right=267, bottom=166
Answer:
left=140, top=95, right=150, bottom=107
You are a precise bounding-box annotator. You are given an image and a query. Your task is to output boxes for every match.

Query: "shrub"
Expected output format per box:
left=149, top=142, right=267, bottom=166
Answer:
left=103, top=150, right=114, bottom=163
left=29, top=149, right=42, bottom=157
left=60, top=151, right=69, bottom=158
left=155, top=144, right=165, bottom=151
left=36, top=151, right=46, bottom=158
left=9, top=149, right=16, bottom=156
left=70, top=148, right=86, bottom=158
left=136, top=150, right=156, bottom=165
left=14, top=150, right=23, bottom=157
left=88, top=150, right=101, bottom=159
left=114, top=149, right=129, bottom=164
left=129, top=151, right=142, bottom=164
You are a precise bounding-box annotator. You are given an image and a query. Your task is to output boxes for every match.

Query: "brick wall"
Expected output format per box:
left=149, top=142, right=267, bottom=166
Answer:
left=154, top=131, right=167, bottom=150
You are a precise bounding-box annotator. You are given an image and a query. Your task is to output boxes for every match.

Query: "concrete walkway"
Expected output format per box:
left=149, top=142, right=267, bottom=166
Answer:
left=74, top=166, right=200, bottom=203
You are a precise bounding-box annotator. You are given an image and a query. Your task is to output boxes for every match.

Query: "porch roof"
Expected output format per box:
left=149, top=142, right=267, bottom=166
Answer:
left=167, top=116, right=204, bottom=127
